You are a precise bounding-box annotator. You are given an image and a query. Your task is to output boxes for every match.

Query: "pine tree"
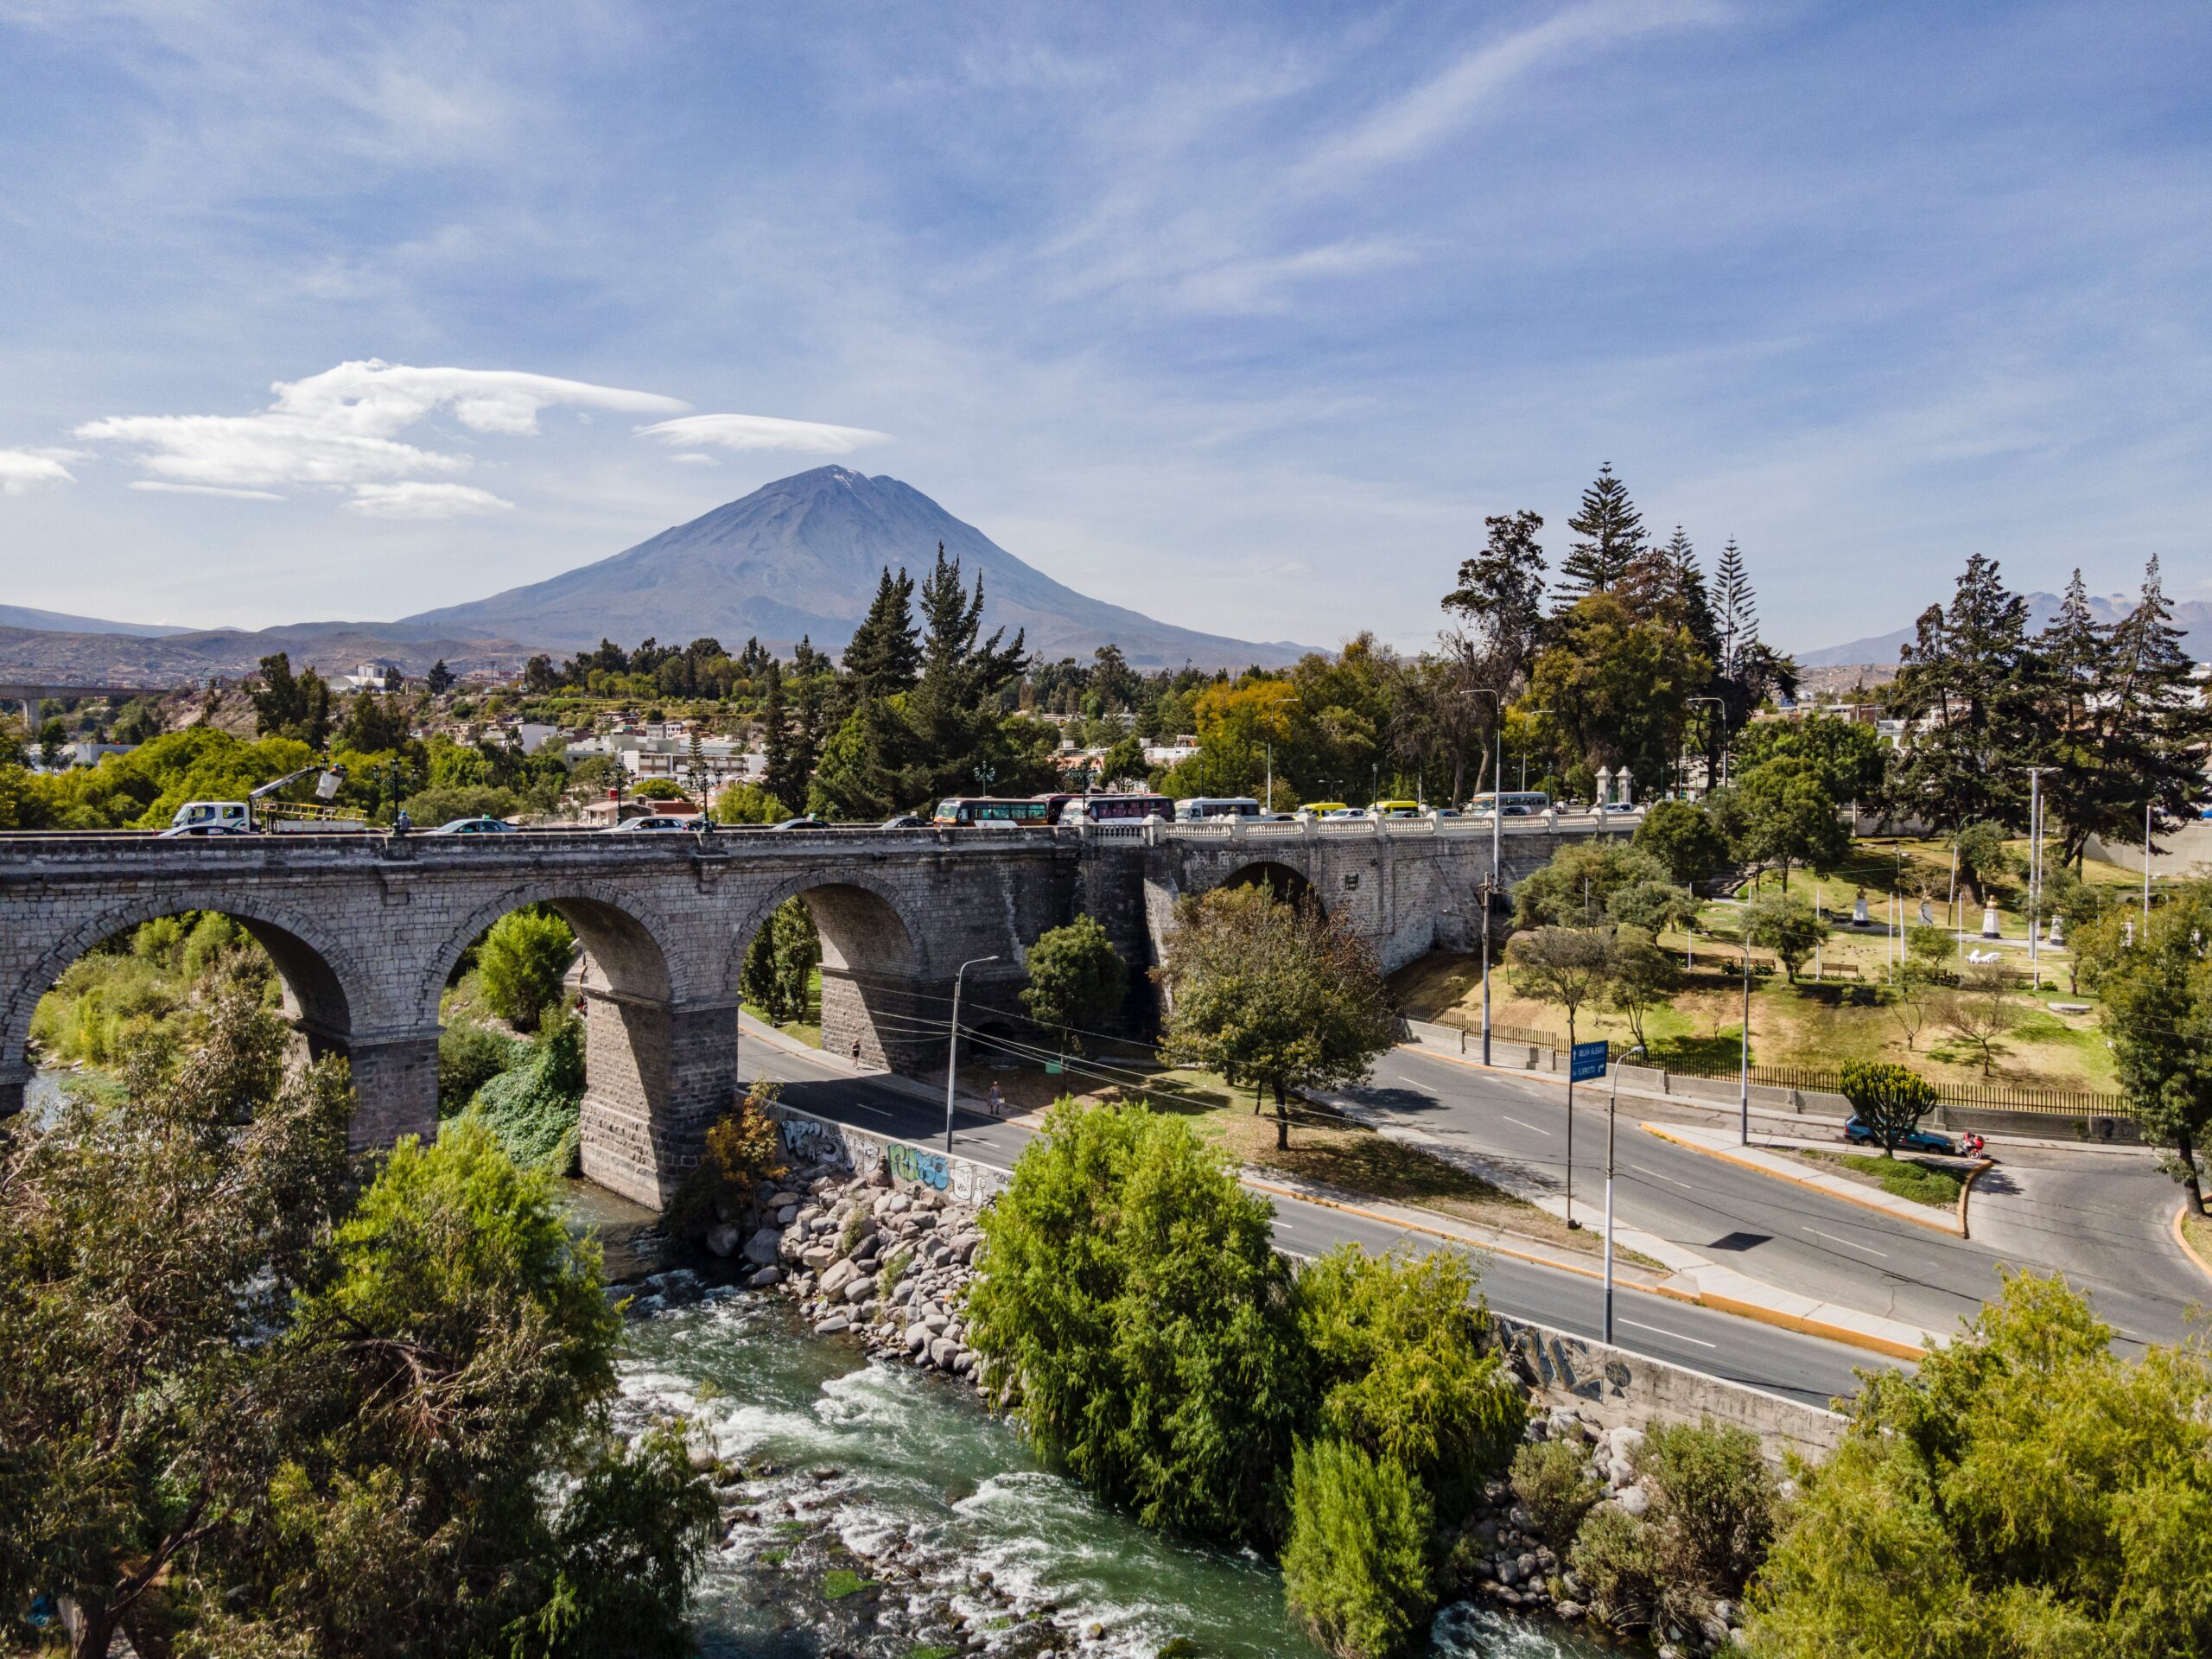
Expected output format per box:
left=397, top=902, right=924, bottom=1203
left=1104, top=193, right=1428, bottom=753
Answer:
left=1558, top=465, right=1646, bottom=596
left=758, top=658, right=798, bottom=813
left=1664, top=528, right=1722, bottom=666
left=2086, top=557, right=2212, bottom=861
left=842, top=566, right=920, bottom=701
left=1888, top=554, right=2041, bottom=835
left=1712, top=539, right=1758, bottom=682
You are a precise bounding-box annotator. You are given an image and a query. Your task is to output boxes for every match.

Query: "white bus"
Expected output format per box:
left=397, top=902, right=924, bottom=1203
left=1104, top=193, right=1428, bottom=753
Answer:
left=1464, top=791, right=1551, bottom=818
left=1173, top=796, right=1263, bottom=823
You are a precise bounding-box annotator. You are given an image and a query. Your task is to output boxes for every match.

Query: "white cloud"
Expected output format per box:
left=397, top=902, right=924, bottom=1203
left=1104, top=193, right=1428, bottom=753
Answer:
left=1299, top=0, right=1727, bottom=186
left=0, top=448, right=75, bottom=494
left=78, top=359, right=690, bottom=494
left=344, top=481, right=513, bottom=518
left=668, top=451, right=720, bottom=466
left=130, top=480, right=285, bottom=500
left=635, top=412, right=892, bottom=455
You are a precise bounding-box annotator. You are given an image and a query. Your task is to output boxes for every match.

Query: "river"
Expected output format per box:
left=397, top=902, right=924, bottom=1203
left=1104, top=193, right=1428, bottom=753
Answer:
left=613, top=1285, right=1616, bottom=1659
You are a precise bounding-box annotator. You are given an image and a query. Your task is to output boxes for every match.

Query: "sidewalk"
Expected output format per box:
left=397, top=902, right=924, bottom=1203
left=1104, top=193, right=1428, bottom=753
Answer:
left=1643, top=1121, right=1966, bottom=1236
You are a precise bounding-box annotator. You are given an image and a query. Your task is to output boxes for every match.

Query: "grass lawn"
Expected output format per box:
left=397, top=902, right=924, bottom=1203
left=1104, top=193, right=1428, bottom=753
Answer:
left=1393, top=944, right=2122, bottom=1097
left=1799, top=1149, right=1965, bottom=1208
left=742, top=966, right=823, bottom=1049
left=2180, top=1211, right=2212, bottom=1280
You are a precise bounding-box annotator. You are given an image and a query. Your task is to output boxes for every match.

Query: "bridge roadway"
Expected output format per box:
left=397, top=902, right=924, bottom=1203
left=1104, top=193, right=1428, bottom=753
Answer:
left=738, top=1016, right=1883, bottom=1408
left=0, top=811, right=1632, bottom=1208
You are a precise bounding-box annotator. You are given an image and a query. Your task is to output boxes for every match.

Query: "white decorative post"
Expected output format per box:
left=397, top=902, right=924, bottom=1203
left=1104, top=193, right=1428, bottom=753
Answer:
left=1980, top=901, right=2002, bottom=940
left=1616, top=766, right=1633, bottom=805
left=1593, top=766, right=1613, bottom=809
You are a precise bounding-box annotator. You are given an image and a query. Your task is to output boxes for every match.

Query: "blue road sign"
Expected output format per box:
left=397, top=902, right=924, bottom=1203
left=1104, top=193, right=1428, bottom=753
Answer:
left=1570, top=1040, right=1610, bottom=1083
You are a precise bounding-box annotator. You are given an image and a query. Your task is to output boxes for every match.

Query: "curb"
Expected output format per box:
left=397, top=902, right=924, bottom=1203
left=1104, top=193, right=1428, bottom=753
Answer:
left=1238, top=1177, right=1929, bottom=1363
left=1957, top=1158, right=1994, bottom=1240
left=1642, top=1123, right=1965, bottom=1236
left=2173, top=1205, right=2212, bottom=1288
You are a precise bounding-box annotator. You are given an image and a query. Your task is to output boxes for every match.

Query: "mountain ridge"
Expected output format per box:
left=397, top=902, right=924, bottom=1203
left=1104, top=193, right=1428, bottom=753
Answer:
left=401, top=466, right=1313, bottom=669
left=1799, top=592, right=2212, bottom=668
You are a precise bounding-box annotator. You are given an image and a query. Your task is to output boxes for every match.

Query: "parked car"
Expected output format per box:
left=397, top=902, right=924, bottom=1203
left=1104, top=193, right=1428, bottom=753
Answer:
left=426, top=817, right=514, bottom=835
left=774, top=816, right=831, bottom=830
left=608, top=815, right=694, bottom=833
left=1843, top=1116, right=1956, bottom=1155
left=155, top=821, right=250, bottom=837
left=880, top=813, right=931, bottom=829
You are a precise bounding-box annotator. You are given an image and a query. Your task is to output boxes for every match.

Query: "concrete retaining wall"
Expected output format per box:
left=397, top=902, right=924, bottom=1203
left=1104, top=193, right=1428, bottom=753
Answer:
left=766, top=1103, right=1849, bottom=1463
left=1491, top=1313, right=1848, bottom=1464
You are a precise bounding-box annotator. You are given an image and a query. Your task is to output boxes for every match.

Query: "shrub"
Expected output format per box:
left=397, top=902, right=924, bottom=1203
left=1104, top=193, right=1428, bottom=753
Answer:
left=464, top=1008, right=587, bottom=1173
left=1295, top=1244, right=1525, bottom=1514
left=1637, top=1419, right=1777, bottom=1600
left=664, top=1084, right=787, bottom=1241
left=1510, top=1438, right=1604, bottom=1551
left=1568, top=1503, right=1663, bottom=1630
left=1020, top=915, right=1128, bottom=1053
left=400, top=784, right=524, bottom=826
left=476, top=909, right=577, bottom=1031
left=438, top=1019, right=521, bottom=1116
left=741, top=897, right=819, bottom=1026
left=1281, top=1439, right=1433, bottom=1659
left=963, top=1100, right=1306, bottom=1544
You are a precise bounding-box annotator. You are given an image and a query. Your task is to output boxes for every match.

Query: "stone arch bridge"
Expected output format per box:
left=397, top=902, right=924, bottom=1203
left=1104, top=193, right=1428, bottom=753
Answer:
left=0, top=812, right=1637, bottom=1206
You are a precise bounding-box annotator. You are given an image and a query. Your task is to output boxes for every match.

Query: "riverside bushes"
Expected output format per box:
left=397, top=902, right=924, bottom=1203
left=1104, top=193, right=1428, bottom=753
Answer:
left=1510, top=1439, right=1605, bottom=1551
left=1745, top=1271, right=2212, bottom=1658
left=1567, top=1420, right=1777, bottom=1635
left=968, top=1100, right=1528, bottom=1658
left=464, top=1007, right=587, bottom=1173
left=1281, top=1439, right=1433, bottom=1659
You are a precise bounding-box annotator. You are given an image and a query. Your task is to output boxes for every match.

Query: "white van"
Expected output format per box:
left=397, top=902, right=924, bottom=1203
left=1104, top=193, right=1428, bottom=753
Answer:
left=163, top=801, right=251, bottom=835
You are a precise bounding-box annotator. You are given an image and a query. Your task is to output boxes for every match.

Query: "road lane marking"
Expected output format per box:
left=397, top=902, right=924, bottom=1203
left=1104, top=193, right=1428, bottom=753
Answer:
left=1502, top=1116, right=1551, bottom=1136
left=1629, top=1163, right=1694, bottom=1190
left=1619, top=1317, right=1716, bottom=1349
left=1802, top=1226, right=1888, bottom=1258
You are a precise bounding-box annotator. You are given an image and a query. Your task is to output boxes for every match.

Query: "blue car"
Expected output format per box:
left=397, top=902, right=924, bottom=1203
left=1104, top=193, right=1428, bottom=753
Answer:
left=1843, top=1116, right=1955, bottom=1156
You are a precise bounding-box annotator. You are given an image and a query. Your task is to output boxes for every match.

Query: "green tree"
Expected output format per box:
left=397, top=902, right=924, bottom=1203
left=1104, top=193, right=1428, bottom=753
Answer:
left=1505, top=925, right=1615, bottom=1056
left=712, top=781, right=789, bottom=824
left=248, top=652, right=334, bottom=748
left=1952, top=819, right=2013, bottom=909
left=1747, top=1272, right=2212, bottom=1659
left=1744, top=892, right=1828, bottom=983
left=1294, top=1245, right=1524, bottom=1513
left=1156, top=886, right=1397, bottom=1148
left=0, top=1000, right=716, bottom=1658
left=2078, top=882, right=2212, bottom=1212
left=1020, top=915, right=1128, bottom=1054
left=465, top=1008, right=588, bottom=1173
left=1557, top=463, right=1646, bottom=597
left=841, top=565, right=921, bottom=700
left=741, top=896, right=819, bottom=1026
left=337, top=688, right=413, bottom=754
left=1635, top=798, right=1732, bottom=887
left=1732, top=754, right=1849, bottom=890
left=1733, top=713, right=1890, bottom=806
left=477, top=908, right=578, bottom=1031
left=1886, top=554, right=2044, bottom=837
left=1605, top=925, right=1683, bottom=1053
left=1281, top=1439, right=1433, bottom=1659
left=1098, top=732, right=1146, bottom=787
left=963, top=1100, right=1307, bottom=1544
left=403, top=783, right=524, bottom=825
left=1838, top=1060, right=1941, bottom=1157
left=425, top=658, right=455, bottom=696
left=1523, top=590, right=1709, bottom=796
left=1513, top=842, right=1671, bottom=929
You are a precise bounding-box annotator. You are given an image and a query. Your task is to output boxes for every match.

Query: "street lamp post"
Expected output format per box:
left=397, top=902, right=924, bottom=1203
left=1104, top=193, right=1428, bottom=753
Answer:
left=1738, top=926, right=1753, bottom=1146
left=1605, top=1041, right=1646, bottom=1345
left=1470, top=689, right=1509, bottom=1066
left=944, top=955, right=1000, bottom=1154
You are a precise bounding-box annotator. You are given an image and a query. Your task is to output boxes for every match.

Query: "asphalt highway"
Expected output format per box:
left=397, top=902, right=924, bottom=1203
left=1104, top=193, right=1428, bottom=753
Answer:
left=1360, top=1045, right=2196, bottom=1353
left=738, top=1020, right=1897, bottom=1410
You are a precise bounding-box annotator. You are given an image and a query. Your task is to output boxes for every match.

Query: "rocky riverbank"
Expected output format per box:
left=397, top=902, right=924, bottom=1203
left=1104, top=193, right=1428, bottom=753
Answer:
left=709, top=1153, right=996, bottom=1391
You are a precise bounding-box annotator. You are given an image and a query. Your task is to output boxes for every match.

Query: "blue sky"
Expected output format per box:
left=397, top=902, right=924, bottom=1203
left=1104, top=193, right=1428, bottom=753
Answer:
left=1, top=1, right=2206, bottom=655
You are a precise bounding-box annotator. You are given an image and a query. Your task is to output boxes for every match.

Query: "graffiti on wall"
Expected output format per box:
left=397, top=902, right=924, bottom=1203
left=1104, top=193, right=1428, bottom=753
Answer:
left=766, top=1104, right=1007, bottom=1205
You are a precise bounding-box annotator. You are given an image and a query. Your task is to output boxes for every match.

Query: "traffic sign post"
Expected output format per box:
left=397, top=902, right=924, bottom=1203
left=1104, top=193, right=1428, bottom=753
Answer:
left=1565, top=1039, right=1608, bottom=1229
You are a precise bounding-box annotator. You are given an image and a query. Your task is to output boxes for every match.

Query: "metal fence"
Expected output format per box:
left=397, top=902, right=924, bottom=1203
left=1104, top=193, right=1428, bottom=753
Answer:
left=1649, top=1050, right=2130, bottom=1120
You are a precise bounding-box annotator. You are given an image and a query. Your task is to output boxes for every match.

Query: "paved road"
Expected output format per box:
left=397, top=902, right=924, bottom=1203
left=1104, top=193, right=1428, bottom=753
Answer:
left=738, top=1020, right=1893, bottom=1410
left=1359, top=1046, right=2196, bottom=1353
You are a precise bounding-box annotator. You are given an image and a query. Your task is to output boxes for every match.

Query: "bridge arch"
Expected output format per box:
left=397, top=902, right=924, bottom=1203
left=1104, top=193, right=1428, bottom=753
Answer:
left=728, top=873, right=933, bottom=1074
left=423, top=882, right=718, bottom=1211
left=6, top=891, right=365, bottom=1077
left=1215, top=858, right=1322, bottom=910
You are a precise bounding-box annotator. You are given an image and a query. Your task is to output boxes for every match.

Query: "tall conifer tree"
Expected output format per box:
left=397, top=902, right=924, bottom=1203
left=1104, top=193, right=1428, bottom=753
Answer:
left=842, top=566, right=920, bottom=701
left=1558, top=465, right=1645, bottom=597
left=1888, top=554, right=2041, bottom=834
